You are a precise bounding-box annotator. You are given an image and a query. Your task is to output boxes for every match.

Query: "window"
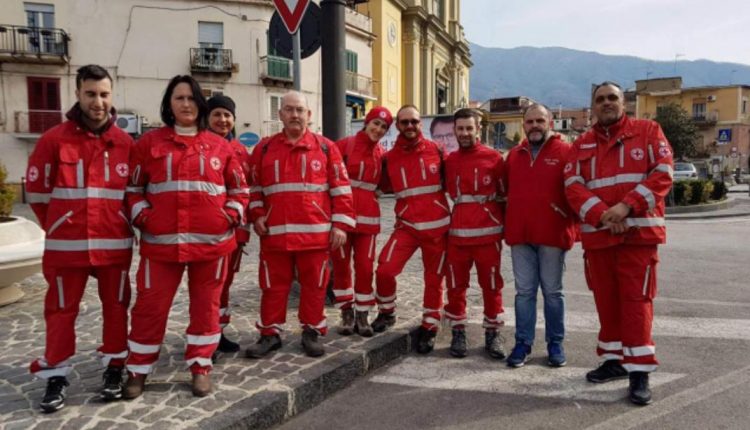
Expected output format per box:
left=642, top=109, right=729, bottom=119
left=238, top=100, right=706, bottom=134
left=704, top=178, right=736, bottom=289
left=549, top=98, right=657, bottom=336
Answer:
left=345, top=50, right=358, bottom=73
left=198, top=22, right=223, bottom=48
left=692, top=103, right=706, bottom=119
left=433, top=0, right=443, bottom=20
left=743, top=97, right=747, bottom=115
left=25, top=3, right=54, bottom=28
left=27, top=76, right=61, bottom=133
left=270, top=95, right=282, bottom=121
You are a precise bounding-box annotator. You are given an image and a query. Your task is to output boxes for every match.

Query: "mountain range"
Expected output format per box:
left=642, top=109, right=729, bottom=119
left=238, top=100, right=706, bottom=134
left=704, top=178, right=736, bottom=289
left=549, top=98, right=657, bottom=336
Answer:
left=469, top=42, right=750, bottom=108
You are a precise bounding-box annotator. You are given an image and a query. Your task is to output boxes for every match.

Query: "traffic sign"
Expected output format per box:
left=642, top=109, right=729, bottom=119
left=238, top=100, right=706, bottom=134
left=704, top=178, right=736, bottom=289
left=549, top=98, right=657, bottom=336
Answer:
left=239, top=132, right=260, bottom=148
left=718, top=128, right=732, bottom=143
left=268, top=2, right=321, bottom=60
left=273, top=0, right=311, bottom=34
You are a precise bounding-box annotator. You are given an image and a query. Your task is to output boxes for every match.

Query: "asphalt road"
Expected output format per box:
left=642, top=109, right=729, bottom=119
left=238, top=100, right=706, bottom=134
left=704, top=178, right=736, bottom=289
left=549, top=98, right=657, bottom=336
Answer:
left=279, top=215, right=750, bottom=430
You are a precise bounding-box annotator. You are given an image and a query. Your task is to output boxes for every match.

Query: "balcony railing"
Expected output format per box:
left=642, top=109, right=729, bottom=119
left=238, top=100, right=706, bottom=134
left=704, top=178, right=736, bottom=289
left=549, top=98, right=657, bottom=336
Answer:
left=0, top=25, right=69, bottom=63
left=345, top=71, right=374, bottom=97
left=14, top=110, right=63, bottom=134
left=692, top=111, right=719, bottom=126
left=190, top=47, right=233, bottom=73
left=260, top=55, right=293, bottom=83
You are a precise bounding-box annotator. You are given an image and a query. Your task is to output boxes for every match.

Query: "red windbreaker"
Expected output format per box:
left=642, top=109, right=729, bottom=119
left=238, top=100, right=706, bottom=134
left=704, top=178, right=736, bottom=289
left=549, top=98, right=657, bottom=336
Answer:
left=504, top=135, right=577, bottom=250
left=335, top=130, right=384, bottom=234
left=227, top=138, right=252, bottom=243
left=564, top=115, right=674, bottom=250
left=444, top=141, right=504, bottom=246
left=126, top=127, right=249, bottom=262
left=247, top=130, right=356, bottom=251
left=26, top=105, right=134, bottom=267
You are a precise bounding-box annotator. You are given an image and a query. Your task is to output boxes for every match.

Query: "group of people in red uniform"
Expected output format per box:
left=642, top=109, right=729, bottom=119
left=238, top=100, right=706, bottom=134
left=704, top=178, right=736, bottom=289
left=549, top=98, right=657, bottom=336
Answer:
left=25, top=64, right=672, bottom=413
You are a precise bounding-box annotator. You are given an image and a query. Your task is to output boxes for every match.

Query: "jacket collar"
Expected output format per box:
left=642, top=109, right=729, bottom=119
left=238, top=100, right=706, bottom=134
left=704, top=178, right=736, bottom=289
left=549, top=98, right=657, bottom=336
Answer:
left=65, top=102, right=117, bottom=135
left=395, top=132, right=424, bottom=152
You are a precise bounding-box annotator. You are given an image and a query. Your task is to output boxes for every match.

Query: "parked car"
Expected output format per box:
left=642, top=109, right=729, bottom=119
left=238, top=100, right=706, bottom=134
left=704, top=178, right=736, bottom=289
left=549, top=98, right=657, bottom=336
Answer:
left=673, top=162, right=698, bottom=181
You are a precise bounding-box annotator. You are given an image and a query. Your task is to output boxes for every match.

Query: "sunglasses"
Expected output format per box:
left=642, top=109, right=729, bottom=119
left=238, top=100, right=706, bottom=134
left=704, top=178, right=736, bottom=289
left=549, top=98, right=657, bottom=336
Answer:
left=399, top=119, right=420, bottom=126
left=595, top=94, right=620, bottom=103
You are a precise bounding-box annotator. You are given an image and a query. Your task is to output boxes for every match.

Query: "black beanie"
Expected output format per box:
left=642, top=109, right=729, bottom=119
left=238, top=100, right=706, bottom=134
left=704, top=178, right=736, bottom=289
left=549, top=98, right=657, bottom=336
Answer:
left=207, top=95, right=236, bottom=118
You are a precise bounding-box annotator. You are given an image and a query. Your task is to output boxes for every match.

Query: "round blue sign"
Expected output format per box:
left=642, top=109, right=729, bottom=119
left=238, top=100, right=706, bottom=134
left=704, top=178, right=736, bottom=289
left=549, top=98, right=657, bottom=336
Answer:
left=239, top=132, right=260, bottom=147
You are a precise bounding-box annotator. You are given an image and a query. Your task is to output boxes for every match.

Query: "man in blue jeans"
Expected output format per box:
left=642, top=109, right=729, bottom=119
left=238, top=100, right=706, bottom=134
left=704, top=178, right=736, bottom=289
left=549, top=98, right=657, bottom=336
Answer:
left=502, top=104, right=577, bottom=367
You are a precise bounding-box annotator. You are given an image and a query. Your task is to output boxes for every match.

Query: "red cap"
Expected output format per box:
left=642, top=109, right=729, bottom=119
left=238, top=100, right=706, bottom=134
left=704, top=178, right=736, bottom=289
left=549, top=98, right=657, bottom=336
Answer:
left=365, top=106, right=393, bottom=128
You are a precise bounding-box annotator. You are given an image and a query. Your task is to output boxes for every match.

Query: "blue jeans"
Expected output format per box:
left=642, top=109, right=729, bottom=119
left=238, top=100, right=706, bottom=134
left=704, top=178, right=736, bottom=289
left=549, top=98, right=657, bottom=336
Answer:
left=511, top=244, right=566, bottom=346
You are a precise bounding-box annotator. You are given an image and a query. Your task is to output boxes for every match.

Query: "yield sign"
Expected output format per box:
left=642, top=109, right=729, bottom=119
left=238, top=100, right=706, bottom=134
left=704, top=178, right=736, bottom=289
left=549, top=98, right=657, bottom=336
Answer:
left=273, top=0, right=311, bottom=34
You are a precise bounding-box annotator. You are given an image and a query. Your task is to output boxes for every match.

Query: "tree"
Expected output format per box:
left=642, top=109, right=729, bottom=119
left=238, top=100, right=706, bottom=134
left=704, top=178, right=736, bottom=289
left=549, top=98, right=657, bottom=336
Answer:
left=653, top=103, right=700, bottom=160
left=0, top=163, right=15, bottom=219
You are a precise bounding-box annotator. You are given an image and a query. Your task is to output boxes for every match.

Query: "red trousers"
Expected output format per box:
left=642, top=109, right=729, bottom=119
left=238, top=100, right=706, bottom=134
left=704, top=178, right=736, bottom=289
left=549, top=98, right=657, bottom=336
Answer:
left=331, top=233, right=377, bottom=311
left=126, top=255, right=228, bottom=376
left=257, top=248, right=331, bottom=336
left=444, top=241, right=504, bottom=329
left=219, top=243, right=246, bottom=328
left=30, top=264, right=131, bottom=379
left=584, top=244, right=659, bottom=372
left=375, top=228, right=446, bottom=331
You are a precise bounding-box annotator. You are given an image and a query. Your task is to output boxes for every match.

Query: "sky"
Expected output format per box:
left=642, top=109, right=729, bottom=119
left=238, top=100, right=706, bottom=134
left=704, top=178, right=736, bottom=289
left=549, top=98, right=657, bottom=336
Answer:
left=461, top=0, right=750, bottom=66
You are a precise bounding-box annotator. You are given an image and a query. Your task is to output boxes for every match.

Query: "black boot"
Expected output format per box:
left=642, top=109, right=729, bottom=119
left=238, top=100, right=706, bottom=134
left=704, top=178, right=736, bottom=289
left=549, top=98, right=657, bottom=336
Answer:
left=371, top=313, right=396, bottom=333
left=586, top=360, right=628, bottom=383
left=449, top=328, right=468, bottom=358
left=101, top=366, right=124, bottom=401
left=40, top=376, right=69, bottom=413
left=485, top=329, right=507, bottom=360
left=416, top=327, right=437, bottom=354
left=217, top=332, right=241, bottom=353
left=337, top=308, right=355, bottom=336
left=628, top=372, right=653, bottom=405
left=301, top=328, right=325, bottom=357
left=354, top=311, right=374, bottom=337
left=245, top=334, right=282, bottom=359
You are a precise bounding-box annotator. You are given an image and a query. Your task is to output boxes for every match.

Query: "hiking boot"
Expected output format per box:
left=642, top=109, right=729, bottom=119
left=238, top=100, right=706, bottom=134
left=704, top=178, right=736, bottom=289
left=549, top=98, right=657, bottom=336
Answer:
left=101, top=366, right=124, bottom=401
left=449, top=328, right=468, bottom=358
left=123, top=373, right=147, bottom=399
left=371, top=313, right=396, bottom=333
left=217, top=333, right=240, bottom=353
left=485, top=330, right=507, bottom=360
left=192, top=373, right=213, bottom=397
left=354, top=311, right=374, bottom=337
left=416, top=327, right=437, bottom=354
left=586, top=360, right=628, bottom=383
left=39, top=376, right=69, bottom=413
left=301, top=328, right=325, bottom=357
left=507, top=343, right=531, bottom=368
left=245, top=335, right=282, bottom=359
left=628, top=372, right=653, bottom=405
left=337, top=308, right=355, bottom=336
left=547, top=342, right=567, bottom=367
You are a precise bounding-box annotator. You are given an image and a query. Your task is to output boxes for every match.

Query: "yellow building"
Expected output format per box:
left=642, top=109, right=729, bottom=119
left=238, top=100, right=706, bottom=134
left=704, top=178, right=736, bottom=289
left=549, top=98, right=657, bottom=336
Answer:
left=636, top=77, right=750, bottom=173
left=357, top=0, right=471, bottom=115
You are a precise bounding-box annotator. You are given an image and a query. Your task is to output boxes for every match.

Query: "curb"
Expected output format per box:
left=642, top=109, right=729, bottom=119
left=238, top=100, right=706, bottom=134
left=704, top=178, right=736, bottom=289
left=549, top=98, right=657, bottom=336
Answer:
left=200, top=324, right=420, bottom=430
left=666, top=197, right=734, bottom=215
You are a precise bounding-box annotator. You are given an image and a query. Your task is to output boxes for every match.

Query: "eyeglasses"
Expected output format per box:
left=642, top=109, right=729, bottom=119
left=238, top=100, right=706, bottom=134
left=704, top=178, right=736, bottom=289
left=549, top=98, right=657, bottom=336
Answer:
left=594, top=94, right=620, bottom=103
left=399, top=119, right=420, bottom=126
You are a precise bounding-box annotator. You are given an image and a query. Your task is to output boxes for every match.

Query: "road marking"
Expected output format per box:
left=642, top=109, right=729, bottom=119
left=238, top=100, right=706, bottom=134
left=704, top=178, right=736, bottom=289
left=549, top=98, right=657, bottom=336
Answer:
left=370, top=356, right=684, bottom=403
left=565, top=290, right=750, bottom=309
left=585, top=364, right=750, bottom=430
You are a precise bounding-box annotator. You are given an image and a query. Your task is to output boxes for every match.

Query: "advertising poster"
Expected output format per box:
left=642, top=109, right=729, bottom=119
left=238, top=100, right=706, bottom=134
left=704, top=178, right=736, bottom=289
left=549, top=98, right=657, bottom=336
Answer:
left=351, top=115, right=458, bottom=154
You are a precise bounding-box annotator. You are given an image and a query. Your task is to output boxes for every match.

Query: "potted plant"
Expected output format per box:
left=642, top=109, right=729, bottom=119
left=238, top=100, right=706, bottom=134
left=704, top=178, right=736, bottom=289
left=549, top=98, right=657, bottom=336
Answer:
left=0, top=163, right=45, bottom=306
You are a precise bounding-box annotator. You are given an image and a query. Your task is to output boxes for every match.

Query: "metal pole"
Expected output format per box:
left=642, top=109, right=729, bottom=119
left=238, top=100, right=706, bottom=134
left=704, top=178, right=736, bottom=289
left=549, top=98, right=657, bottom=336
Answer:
left=293, top=30, right=301, bottom=91
left=320, top=0, right=346, bottom=141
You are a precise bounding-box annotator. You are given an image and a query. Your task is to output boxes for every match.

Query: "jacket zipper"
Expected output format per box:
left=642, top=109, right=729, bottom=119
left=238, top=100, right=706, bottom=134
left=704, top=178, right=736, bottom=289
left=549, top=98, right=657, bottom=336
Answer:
left=48, top=210, right=74, bottom=235
left=104, top=151, right=110, bottom=182
left=550, top=203, right=568, bottom=218
left=311, top=200, right=330, bottom=220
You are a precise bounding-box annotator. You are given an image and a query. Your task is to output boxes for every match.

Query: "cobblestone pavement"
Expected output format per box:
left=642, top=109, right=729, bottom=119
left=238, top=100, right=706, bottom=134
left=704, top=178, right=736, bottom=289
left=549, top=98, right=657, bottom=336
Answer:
left=1, top=198, right=515, bottom=429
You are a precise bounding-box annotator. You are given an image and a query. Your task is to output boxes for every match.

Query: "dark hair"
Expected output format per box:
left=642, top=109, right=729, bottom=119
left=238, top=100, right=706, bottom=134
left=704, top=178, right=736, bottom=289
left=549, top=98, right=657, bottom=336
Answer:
left=452, top=108, right=481, bottom=127
left=160, top=75, right=209, bottom=129
left=593, top=81, right=623, bottom=95
left=76, top=65, right=112, bottom=89
left=396, top=104, right=420, bottom=121
left=430, top=115, right=455, bottom=134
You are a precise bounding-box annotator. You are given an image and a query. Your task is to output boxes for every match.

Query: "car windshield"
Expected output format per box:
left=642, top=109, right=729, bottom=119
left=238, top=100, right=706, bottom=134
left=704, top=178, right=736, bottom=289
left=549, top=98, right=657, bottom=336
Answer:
left=675, top=163, right=694, bottom=171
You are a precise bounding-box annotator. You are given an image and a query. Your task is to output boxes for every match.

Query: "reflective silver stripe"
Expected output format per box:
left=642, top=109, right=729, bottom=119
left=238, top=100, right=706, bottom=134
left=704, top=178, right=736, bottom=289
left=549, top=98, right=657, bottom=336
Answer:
left=56, top=276, right=65, bottom=308
left=419, top=158, right=426, bottom=180
left=454, top=194, right=494, bottom=204
left=437, top=251, right=445, bottom=274
left=449, top=264, right=456, bottom=288
left=339, top=246, right=346, bottom=259
left=395, top=185, right=442, bottom=199
left=474, top=168, right=478, bottom=192
left=141, top=230, right=234, bottom=245
left=423, top=316, right=440, bottom=327
left=76, top=159, right=84, bottom=188
left=301, top=154, right=307, bottom=180
left=401, top=216, right=450, bottom=231
left=44, top=163, right=51, bottom=188
left=318, top=264, right=326, bottom=288
left=126, top=364, right=154, bottom=374
left=311, top=200, right=330, bottom=220
left=274, top=160, right=279, bottom=182
left=642, top=265, right=651, bottom=296
left=215, top=256, right=224, bottom=280
left=166, top=153, right=173, bottom=181
left=200, top=154, right=205, bottom=176
left=564, top=176, right=584, bottom=187
left=118, top=270, right=126, bottom=302
left=449, top=226, right=504, bottom=237
left=228, top=187, right=250, bottom=196
left=622, top=363, right=657, bottom=372
left=147, top=181, right=226, bottom=196
left=330, top=185, right=352, bottom=196
left=433, top=200, right=450, bottom=212
left=356, top=215, right=380, bottom=225
left=263, top=183, right=329, bottom=195
left=145, top=258, right=150, bottom=289
left=249, top=201, right=264, bottom=209
left=225, top=200, right=245, bottom=218
left=400, top=167, right=408, bottom=187
left=332, top=214, right=356, bottom=227
left=397, top=204, right=408, bottom=217
left=590, top=156, right=596, bottom=179
left=647, top=145, right=655, bottom=164
left=586, top=173, right=646, bottom=190
left=580, top=217, right=666, bottom=232
left=233, top=170, right=241, bottom=189
left=267, top=223, right=331, bottom=235
left=652, top=163, right=674, bottom=178
left=186, top=333, right=221, bottom=346
left=51, top=187, right=125, bottom=200
left=262, top=259, right=270, bottom=288
left=249, top=186, right=263, bottom=193
left=598, top=340, right=623, bottom=351
left=623, top=345, right=656, bottom=357
left=128, top=340, right=160, bottom=354
left=358, top=161, right=364, bottom=180
left=186, top=356, right=213, bottom=368
left=386, top=239, right=397, bottom=262
left=579, top=196, right=602, bottom=220
left=619, top=144, right=624, bottom=168
left=575, top=160, right=581, bottom=176
left=334, top=163, right=340, bottom=181
left=47, top=210, right=73, bottom=235
left=490, top=266, right=496, bottom=290
left=350, top=180, right=378, bottom=191
left=635, top=184, right=656, bottom=209
left=483, top=207, right=501, bottom=224
left=355, top=293, right=374, bottom=302
left=132, top=165, right=141, bottom=185
left=126, top=186, right=144, bottom=193
left=26, top=192, right=51, bottom=203
left=45, top=238, right=134, bottom=251
left=104, top=151, right=110, bottom=182
left=369, top=235, right=375, bottom=259
left=131, top=200, right=150, bottom=221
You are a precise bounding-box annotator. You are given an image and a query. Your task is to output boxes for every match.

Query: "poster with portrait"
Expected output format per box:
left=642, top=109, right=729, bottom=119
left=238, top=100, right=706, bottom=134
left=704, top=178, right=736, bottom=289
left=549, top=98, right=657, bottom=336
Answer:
left=350, top=115, right=458, bottom=154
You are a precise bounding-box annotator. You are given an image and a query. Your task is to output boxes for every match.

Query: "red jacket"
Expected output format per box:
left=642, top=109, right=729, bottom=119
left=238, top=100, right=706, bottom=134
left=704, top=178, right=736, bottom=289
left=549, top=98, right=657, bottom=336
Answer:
left=444, top=141, right=504, bottom=246
left=26, top=105, right=134, bottom=268
left=126, top=127, right=248, bottom=262
left=380, top=134, right=449, bottom=239
left=248, top=130, right=356, bottom=251
left=226, top=138, right=252, bottom=243
left=504, top=135, right=576, bottom=250
left=335, top=130, right=384, bottom=234
left=564, top=116, right=674, bottom=250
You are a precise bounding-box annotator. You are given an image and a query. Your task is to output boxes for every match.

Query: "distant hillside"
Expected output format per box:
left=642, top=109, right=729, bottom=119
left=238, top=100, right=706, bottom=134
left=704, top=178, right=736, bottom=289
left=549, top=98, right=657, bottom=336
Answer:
left=469, top=43, right=750, bottom=108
